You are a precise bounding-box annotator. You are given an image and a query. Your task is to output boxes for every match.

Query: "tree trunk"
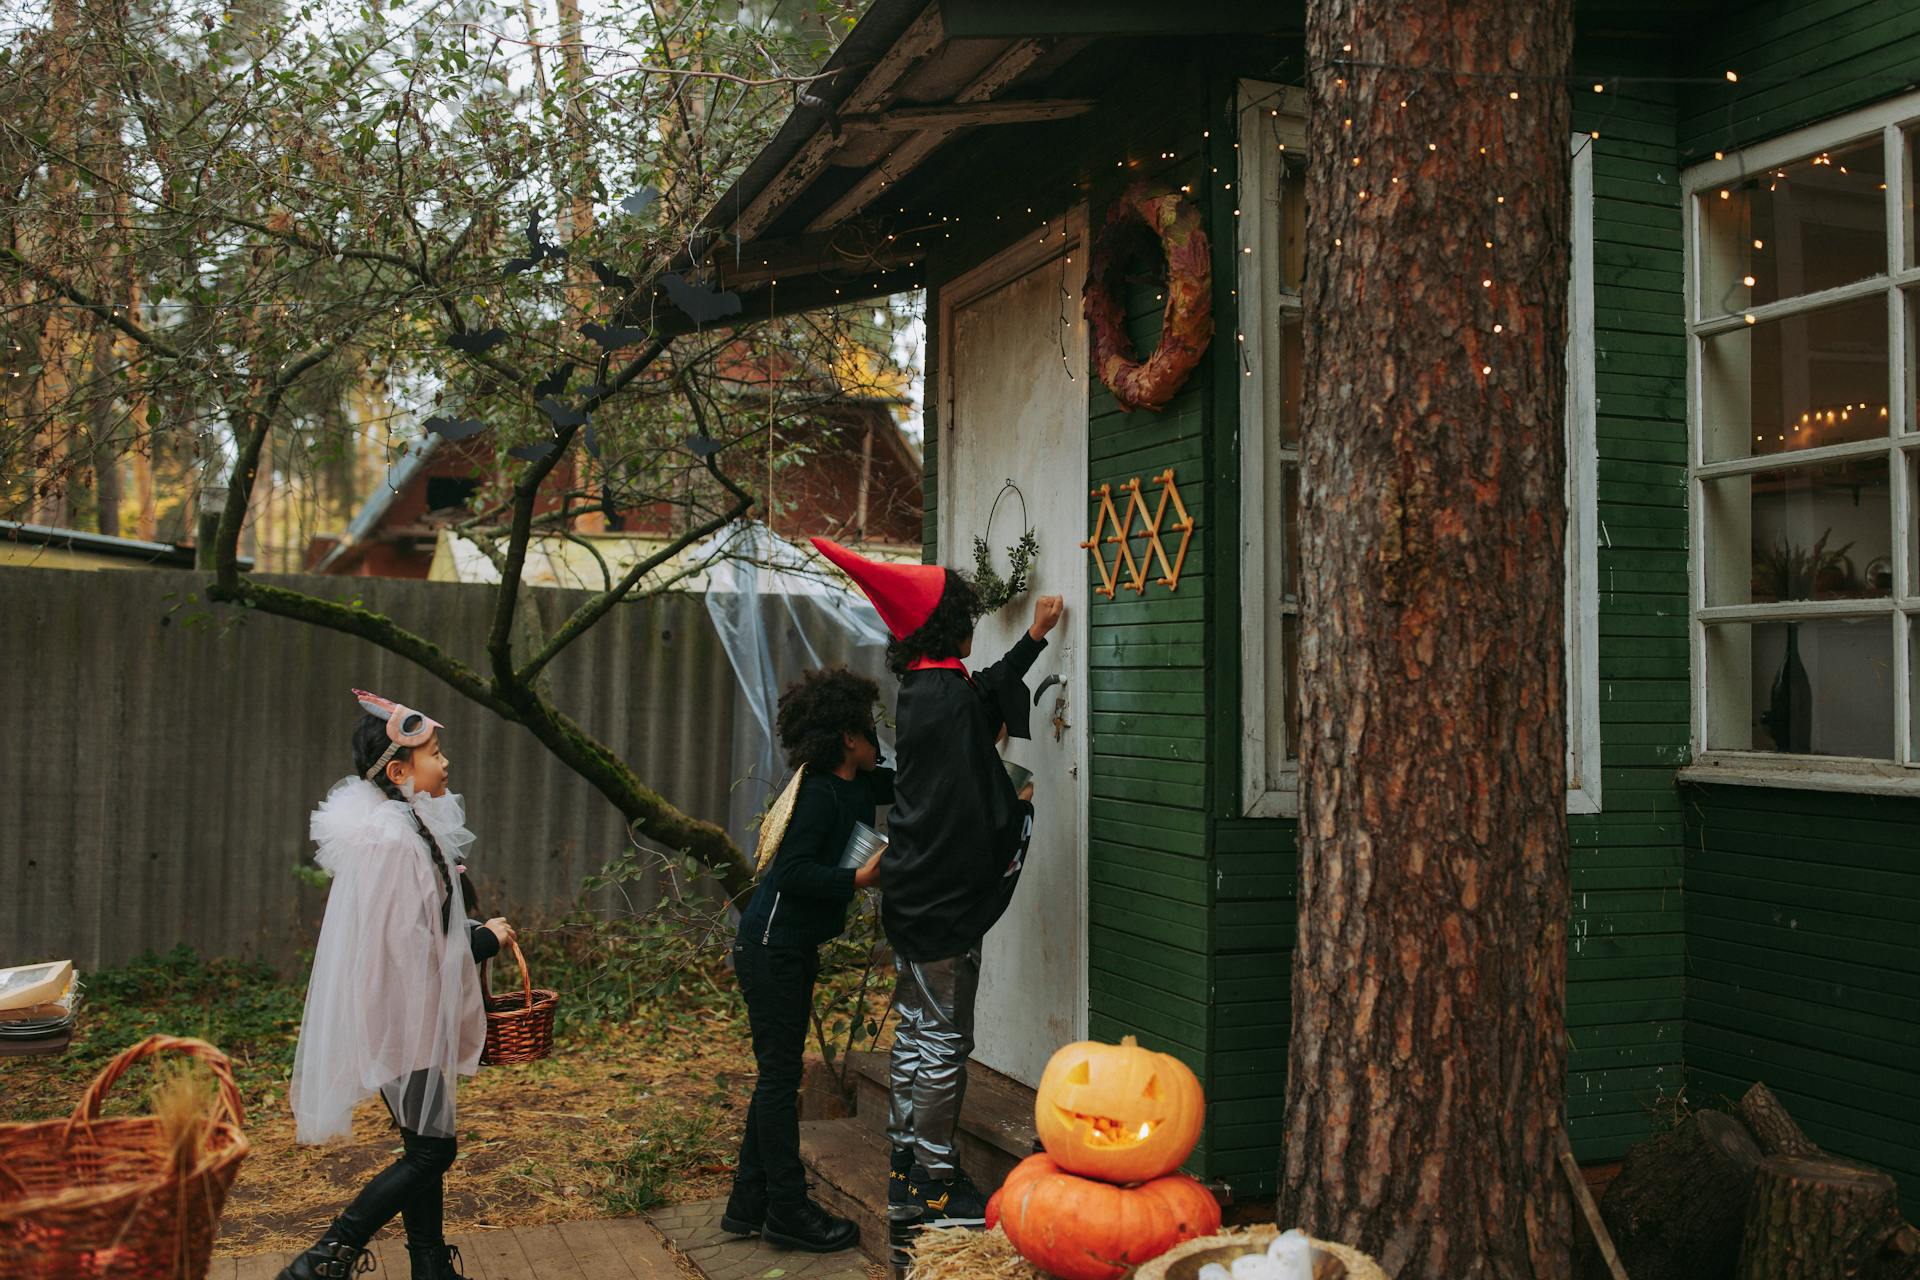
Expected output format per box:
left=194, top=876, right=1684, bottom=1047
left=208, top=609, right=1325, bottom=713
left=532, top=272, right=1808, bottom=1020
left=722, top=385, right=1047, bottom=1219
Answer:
left=1737, top=1155, right=1914, bottom=1280
left=1736, top=1084, right=1820, bottom=1159
left=89, top=321, right=121, bottom=535
left=1599, top=1110, right=1763, bottom=1280
left=1281, top=3, right=1576, bottom=1276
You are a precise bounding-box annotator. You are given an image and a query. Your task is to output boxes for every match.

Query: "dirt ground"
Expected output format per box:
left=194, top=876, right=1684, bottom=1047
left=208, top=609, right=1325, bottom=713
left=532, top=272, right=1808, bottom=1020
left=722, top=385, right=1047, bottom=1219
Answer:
left=219, top=1018, right=761, bottom=1253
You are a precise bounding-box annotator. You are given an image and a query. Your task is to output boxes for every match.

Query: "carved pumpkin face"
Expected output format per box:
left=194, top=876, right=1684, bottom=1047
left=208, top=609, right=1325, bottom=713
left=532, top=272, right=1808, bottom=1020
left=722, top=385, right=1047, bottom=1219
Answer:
left=1034, top=1035, right=1204, bottom=1183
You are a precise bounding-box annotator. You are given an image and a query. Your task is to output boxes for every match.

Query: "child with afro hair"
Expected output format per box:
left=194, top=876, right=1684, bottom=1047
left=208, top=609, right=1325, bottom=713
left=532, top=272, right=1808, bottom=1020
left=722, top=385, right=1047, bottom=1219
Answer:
left=722, top=666, right=891, bottom=1252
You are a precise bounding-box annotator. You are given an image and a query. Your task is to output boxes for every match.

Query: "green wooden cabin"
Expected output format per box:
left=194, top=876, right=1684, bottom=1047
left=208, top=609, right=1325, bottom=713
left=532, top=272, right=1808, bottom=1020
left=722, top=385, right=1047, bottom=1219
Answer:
left=682, top=0, right=1920, bottom=1210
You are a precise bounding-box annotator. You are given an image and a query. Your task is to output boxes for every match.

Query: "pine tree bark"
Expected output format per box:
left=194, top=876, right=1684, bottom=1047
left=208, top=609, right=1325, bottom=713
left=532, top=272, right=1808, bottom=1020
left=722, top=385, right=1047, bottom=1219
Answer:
left=1281, top=2, right=1576, bottom=1276
left=1599, top=1110, right=1763, bottom=1280
left=1736, top=1155, right=1910, bottom=1280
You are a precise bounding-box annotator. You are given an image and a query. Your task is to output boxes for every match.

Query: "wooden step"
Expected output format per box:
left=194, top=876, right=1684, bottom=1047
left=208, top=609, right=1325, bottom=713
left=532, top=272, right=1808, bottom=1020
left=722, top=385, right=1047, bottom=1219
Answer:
left=845, top=1049, right=1039, bottom=1188
left=799, top=1117, right=892, bottom=1262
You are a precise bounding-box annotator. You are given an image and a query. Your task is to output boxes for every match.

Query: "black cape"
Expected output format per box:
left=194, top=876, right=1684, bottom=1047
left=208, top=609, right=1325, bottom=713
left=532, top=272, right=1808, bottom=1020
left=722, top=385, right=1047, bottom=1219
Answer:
left=880, top=632, right=1046, bottom=962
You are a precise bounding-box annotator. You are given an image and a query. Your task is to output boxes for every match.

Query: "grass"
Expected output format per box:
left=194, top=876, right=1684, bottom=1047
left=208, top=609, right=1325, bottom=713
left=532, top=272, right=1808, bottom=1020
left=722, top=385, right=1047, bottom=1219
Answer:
left=0, top=941, right=764, bottom=1255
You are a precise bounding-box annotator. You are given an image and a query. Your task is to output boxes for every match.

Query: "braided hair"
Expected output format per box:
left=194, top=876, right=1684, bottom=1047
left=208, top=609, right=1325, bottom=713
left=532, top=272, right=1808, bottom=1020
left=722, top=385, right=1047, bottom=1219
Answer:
left=350, top=713, right=476, bottom=930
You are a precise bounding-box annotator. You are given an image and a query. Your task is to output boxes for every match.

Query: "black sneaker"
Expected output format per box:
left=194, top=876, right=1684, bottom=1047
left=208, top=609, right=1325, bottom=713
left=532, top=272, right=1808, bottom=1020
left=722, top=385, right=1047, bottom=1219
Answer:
left=763, top=1199, right=860, bottom=1253
left=719, top=1182, right=766, bottom=1236
left=907, top=1163, right=989, bottom=1229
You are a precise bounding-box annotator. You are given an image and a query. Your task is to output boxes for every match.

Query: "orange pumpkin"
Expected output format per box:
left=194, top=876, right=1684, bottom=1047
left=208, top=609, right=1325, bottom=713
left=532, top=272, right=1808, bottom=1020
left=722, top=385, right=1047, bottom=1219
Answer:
left=1034, top=1035, right=1205, bottom=1183
left=995, top=1155, right=1219, bottom=1280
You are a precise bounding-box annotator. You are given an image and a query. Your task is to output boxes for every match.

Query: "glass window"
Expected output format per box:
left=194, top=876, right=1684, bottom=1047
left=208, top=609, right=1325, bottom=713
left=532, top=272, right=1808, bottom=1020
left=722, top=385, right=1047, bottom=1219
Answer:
left=1698, top=136, right=1885, bottom=315
left=1236, top=83, right=1601, bottom=811
left=1690, top=96, right=1920, bottom=770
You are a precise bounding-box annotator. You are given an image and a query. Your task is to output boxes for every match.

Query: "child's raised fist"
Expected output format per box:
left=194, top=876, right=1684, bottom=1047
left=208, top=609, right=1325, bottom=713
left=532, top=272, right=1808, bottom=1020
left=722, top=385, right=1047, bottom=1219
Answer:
left=1028, top=595, right=1065, bottom=640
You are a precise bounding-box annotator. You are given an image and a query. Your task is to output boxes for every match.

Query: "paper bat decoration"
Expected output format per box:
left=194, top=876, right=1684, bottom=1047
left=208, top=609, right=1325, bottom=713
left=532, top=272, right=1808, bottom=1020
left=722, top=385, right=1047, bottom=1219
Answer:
left=590, top=259, right=636, bottom=291
left=526, top=212, right=567, bottom=262
left=447, top=327, right=509, bottom=354
left=424, top=415, right=488, bottom=442
left=579, top=321, right=649, bottom=351
left=506, top=212, right=569, bottom=275
left=661, top=273, right=742, bottom=325
left=577, top=383, right=609, bottom=401
left=687, top=433, right=726, bottom=458
left=536, top=397, right=589, bottom=428
left=618, top=187, right=658, bottom=215
left=508, top=441, right=558, bottom=463
left=532, top=363, right=574, bottom=399
left=583, top=425, right=601, bottom=459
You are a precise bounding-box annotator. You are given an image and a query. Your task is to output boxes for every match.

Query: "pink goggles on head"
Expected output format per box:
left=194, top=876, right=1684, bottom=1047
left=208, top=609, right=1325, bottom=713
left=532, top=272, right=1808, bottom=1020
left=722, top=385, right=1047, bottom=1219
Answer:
left=354, top=688, right=443, bottom=780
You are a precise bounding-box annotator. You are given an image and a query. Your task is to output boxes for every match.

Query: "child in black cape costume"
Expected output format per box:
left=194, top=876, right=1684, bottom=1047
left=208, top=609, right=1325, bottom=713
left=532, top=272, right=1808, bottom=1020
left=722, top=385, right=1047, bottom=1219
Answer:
left=809, top=538, right=1063, bottom=1229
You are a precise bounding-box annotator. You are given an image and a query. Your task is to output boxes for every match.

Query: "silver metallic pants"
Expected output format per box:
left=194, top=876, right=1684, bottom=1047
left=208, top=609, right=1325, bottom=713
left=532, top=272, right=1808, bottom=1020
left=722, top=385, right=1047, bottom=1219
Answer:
left=886, top=947, right=982, bottom=1180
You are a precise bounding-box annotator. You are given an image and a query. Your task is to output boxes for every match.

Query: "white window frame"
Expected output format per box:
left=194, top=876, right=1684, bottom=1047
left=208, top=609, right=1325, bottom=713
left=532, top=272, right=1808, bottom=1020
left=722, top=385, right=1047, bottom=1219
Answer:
left=1680, top=89, right=1920, bottom=796
left=1236, top=80, right=1601, bottom=817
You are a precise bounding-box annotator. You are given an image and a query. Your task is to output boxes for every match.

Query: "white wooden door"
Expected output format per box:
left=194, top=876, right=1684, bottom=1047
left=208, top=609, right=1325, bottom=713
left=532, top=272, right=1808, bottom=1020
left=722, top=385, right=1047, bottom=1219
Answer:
left=937, top=211, right=1089, bottom=1086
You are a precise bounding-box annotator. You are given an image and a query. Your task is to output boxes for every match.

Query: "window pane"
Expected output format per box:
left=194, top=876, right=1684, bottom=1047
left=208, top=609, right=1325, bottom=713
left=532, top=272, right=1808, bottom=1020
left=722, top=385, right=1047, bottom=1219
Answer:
left=1276, top=318, right=1302, bottom=446
left=1279, top=155, right=1306, bottom=295
left=1702, top=458, right=1891, bottom=606
left=1281, top=462, right=1300, bottom=596
left=1700, top=136, right=1886, bottom=314
left=1705, top=617, right=1895, bottom=758
left=1908, top=129, right=1919, bottom=270
left=1700, top=296, right=1889, bottom=462
left=1281, top=611, right=1300, bottom=760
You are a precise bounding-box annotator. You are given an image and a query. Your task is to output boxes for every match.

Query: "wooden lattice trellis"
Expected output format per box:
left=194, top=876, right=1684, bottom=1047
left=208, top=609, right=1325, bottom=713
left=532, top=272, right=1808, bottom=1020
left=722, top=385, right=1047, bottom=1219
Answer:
left=1082, top=468, right=1194, bottom=598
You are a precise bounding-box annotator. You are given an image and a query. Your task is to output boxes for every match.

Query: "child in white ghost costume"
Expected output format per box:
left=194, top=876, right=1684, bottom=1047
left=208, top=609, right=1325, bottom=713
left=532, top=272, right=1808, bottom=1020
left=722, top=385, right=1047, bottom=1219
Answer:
left=281, top=690, right=513, bottom=1280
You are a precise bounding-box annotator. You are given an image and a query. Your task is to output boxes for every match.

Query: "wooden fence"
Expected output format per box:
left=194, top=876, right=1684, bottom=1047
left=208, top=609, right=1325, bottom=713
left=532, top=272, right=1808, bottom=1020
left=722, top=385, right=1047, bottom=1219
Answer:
left=0, top=565, right=743, bottom=971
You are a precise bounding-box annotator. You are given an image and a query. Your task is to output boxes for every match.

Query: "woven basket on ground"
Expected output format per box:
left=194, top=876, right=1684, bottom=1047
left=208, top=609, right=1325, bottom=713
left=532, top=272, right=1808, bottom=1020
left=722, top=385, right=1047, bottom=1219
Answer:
left=1135, top=1227, right=1390, bottom=1280
left=0, top=1034, right=250, bottom=1280
left=479, top=937, right=558, bottom=1065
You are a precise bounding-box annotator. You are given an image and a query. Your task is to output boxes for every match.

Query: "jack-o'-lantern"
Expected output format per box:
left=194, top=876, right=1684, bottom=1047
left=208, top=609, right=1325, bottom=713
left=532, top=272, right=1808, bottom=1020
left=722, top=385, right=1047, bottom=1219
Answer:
left=995, top=1154, right=1221, bottom=1280
left=1034, top=1035, right=1204, bottom=1183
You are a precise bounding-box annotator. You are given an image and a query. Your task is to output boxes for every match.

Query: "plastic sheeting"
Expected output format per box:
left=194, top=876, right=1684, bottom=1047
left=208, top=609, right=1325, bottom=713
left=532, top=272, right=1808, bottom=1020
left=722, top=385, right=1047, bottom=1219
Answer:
left=696, top=521, right=898, bottom=859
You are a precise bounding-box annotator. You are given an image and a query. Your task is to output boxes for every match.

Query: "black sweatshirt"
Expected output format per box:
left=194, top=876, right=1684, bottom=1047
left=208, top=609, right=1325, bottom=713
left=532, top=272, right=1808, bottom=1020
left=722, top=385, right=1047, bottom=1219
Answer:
left=736, top=767, right=896, bottom=949
left=881, top=633, right=1045, bottom=962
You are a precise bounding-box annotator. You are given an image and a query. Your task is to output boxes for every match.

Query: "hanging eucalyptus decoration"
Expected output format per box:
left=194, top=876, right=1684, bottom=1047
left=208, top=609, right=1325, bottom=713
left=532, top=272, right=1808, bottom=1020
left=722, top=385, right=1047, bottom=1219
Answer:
left=970, top=480, right=1039, bottom=614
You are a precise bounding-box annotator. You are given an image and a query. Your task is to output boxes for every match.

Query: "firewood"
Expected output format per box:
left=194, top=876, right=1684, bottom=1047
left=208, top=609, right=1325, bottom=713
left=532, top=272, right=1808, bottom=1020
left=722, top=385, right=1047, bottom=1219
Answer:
left=1736, top=1154, right=1914, bottom=1280
left=1600, top=1109, right=1763, bottom=1280
left=1734, top=1083, right=1820, bottom=1158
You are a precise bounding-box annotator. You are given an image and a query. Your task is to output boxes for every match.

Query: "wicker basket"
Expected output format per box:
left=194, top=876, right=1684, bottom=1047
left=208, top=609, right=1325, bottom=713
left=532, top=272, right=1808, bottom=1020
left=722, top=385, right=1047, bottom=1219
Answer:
left=1134, top=1227, right=1390, bottom=1280
left=479, top=937, right=558, bottom=1065
left=0, top=1035, right=250, bottom=1280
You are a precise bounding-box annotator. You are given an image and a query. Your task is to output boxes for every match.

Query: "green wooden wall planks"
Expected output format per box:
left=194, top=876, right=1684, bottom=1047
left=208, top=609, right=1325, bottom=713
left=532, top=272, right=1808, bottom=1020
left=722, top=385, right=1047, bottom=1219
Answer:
left=1677, top=0, right=1920, bottom=160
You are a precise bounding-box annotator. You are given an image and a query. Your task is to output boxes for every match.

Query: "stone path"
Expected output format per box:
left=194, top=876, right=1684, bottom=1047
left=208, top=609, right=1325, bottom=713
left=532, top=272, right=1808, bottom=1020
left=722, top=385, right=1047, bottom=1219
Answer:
left=648, top=1199, right=871, bottom=1280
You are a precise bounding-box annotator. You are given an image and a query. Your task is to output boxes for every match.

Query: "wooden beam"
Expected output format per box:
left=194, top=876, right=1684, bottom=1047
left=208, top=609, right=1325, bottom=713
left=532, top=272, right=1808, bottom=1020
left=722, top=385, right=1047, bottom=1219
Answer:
left=839, top=98, right=1095, bottom=131
left=804, top=38, right=1058, bottom=233
left=727, top=4, right=947, bottom=246
left=704, top=230, right=926, bottom=288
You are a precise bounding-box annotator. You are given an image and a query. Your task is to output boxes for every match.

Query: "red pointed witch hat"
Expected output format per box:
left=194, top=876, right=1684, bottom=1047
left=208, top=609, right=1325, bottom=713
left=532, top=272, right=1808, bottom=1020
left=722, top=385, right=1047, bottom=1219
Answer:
left=810, top=537, right=946, bottom=639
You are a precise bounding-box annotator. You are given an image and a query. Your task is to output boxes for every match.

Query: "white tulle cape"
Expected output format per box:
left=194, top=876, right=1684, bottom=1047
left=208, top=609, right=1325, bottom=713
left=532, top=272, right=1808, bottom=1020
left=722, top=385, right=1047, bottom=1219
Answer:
left=289, top=777, right=486, bottom=1144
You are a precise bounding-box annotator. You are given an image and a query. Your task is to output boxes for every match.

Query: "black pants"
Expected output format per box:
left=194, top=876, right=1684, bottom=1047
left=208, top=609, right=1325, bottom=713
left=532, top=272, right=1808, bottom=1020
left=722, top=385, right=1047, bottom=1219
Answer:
left=732, top=941, right=819, bottom=1208
left=331, top=1072, right=457, bottom=1250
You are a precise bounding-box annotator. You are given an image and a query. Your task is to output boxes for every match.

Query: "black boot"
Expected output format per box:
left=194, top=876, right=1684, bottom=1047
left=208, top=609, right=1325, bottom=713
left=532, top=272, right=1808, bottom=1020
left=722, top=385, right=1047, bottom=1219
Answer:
left=762, top=1198, right=859, bottom=1252
left=406, top=1243, right=473, bottom=1280
left=275, top=1228, right=374, bottom=1280
left=719, top=1180, right=767, bottom=1236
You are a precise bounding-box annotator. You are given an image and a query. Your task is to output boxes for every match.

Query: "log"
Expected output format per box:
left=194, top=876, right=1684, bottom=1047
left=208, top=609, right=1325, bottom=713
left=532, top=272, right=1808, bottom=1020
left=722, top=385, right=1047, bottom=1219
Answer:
left=1599, top=1109, right=1764, bottom=1280
left=1736, top=1083, right=1821, bottom=1158
left=1736, top=1154, right=1913, bottom=1280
